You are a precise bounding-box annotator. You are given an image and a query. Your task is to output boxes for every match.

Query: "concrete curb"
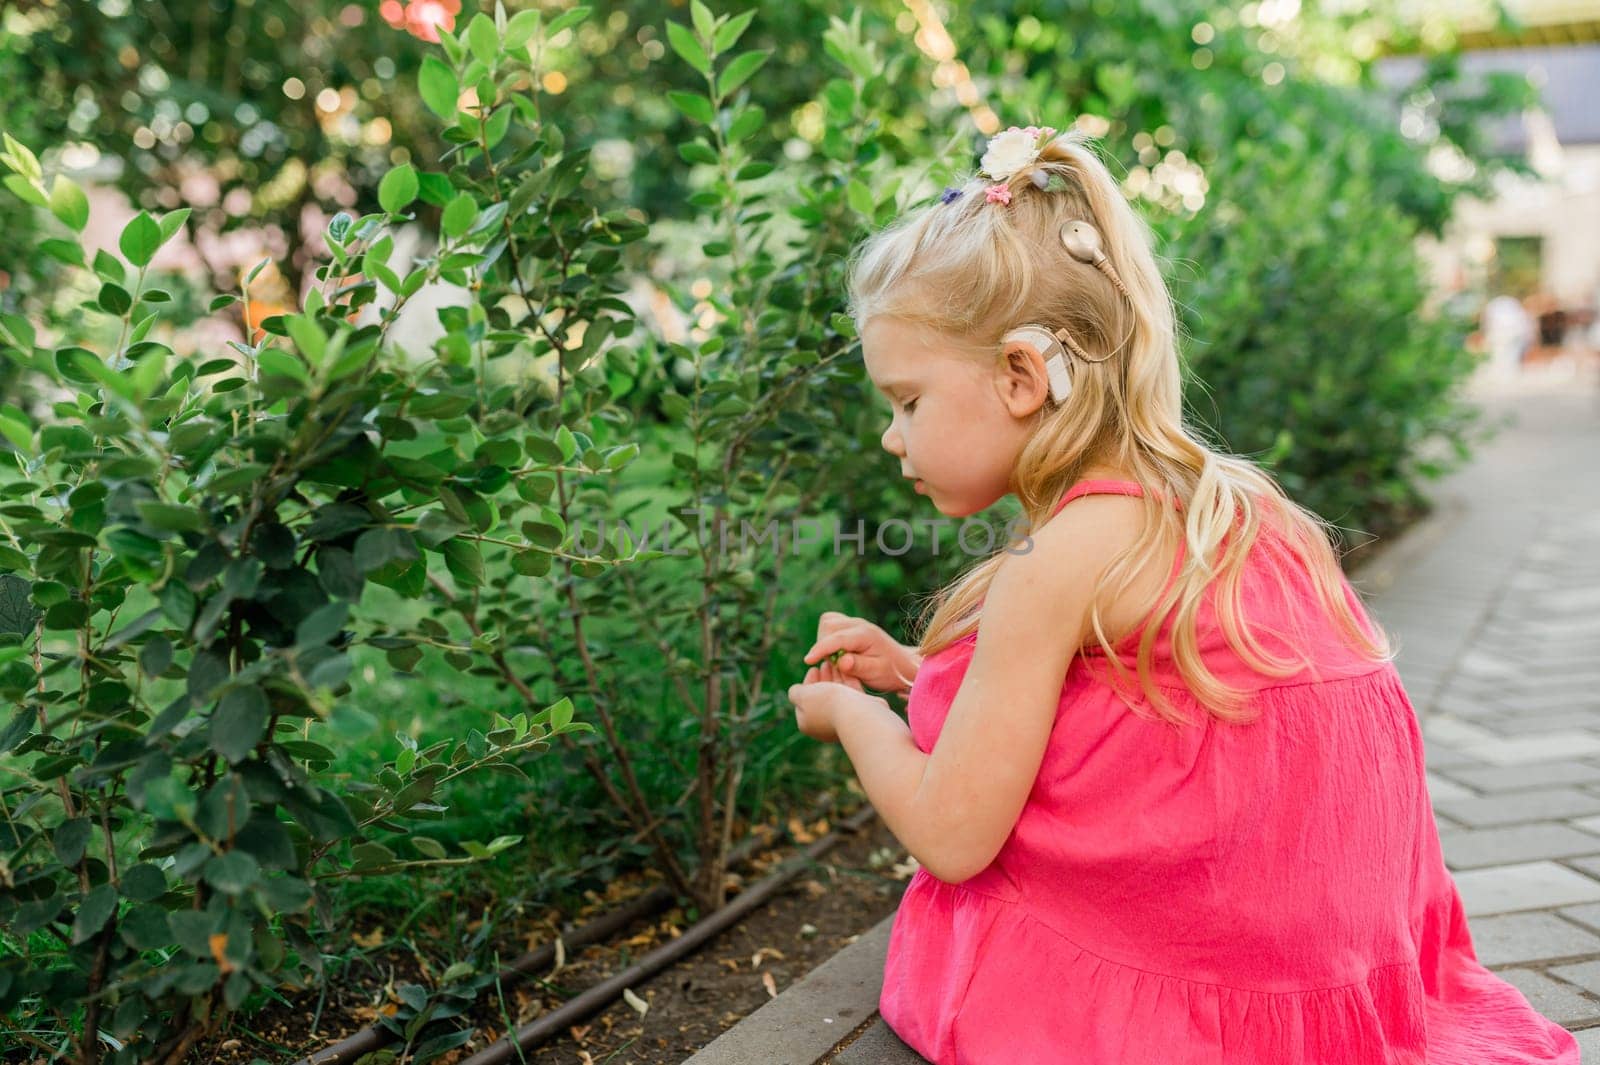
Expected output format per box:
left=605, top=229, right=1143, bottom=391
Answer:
left=682, top=914, right=903, bottom=1065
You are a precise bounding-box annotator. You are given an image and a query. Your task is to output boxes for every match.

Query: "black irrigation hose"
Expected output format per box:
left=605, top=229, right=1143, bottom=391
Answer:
left=457, top=802, right=880, bottom=1065
left=294, top=795, right=860, bottom=1065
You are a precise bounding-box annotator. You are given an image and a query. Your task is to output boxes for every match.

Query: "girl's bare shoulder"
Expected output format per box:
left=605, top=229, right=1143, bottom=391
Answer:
left=1026, top=493, right=1182, bottom=650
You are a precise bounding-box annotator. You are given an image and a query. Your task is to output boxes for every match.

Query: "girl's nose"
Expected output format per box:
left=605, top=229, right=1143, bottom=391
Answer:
left=881, top=422, right=904, bottom=456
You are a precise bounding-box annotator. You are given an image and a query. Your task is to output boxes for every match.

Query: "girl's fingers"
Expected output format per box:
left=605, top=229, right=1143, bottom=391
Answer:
left=805, top=633, right=854, bottom=664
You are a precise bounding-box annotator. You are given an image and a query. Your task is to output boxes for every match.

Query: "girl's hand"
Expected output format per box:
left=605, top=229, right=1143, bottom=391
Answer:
left=788, top=656, right=877, bottom=744
left=803, top=611, right=922, bottom=695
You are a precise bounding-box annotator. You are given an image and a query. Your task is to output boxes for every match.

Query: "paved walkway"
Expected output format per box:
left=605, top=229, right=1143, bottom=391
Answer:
left=686, top=354, right=1600, bottom=1063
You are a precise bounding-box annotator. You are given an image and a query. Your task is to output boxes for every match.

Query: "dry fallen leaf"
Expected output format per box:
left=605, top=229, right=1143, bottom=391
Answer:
left=622, top=987, right=650, bottom=1018
left=750, top=946, right=786, bottom=969
left=787, top=816, right=816, bottom=844
left=891, top=855, right=921, bottom=880
left=352, top=927, right=385, bottom=949
left=761, top=971, right=778, bottom=998
left=209, top=933, right=234, bottom=974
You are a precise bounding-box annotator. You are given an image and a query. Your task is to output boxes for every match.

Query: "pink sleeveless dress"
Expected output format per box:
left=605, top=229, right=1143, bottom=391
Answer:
left=878, top=479, right=1580, bottom=1064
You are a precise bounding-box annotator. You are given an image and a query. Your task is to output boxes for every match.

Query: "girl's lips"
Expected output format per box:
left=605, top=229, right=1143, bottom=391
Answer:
left=914, top=479, right=925, bottom=493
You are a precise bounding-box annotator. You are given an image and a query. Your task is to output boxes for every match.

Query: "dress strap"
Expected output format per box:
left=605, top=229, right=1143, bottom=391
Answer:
left=1052, top=478, right=1183, bottom=517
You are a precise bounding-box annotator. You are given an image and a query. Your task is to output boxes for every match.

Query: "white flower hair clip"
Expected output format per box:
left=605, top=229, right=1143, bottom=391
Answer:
left=976, top=124, right=1070, bottom=204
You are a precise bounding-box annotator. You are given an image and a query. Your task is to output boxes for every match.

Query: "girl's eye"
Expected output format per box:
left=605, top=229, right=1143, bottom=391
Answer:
left=902, top=398, right=918, bottom=414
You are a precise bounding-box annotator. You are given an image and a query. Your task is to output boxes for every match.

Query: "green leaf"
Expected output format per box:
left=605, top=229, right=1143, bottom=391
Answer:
left=666, top=20, right=710, bottom=76
left=717, top=50, right=770, bottom=98
left=54, top=818, right=92, bottom=866
left=690, top=0, right=715, bottom=43
left=158, top=207, right=191, bottom=243
left=49, top=175, right=89, bottom=231
left=211, top=685, right=269, bottom=764
left=140, top=635, right=173, bottom=677
left=413, top=836, right=447, bottom=859
left=712, top=8, right=757, bottom=52
left=604, top=442, right=640, bottom=470
left=295, top=601, right=348, bottom=647
left=136, top=501, right=204, bottom=532
left=72, top=883, right=118, bottom=944
left=204, top=851, right=261, bottom=894
left=2, top=174, right=45, bottom=208
left=441, top=193, right=479, bottom=238
left=466, top=12, right=498, bottom=63
left=846, top=178, right=874, bottom=216
left=0, top=408, right=29, bottom=452
left=549, top=696, right=573, bottom=730
left=352, top=842, right=396, bottom=870
left=256, top=348, right=311, bottom=386
left=677, top=140, right=718, bottom=166
left=256, top=875, right=313, bottom=913
left=414, top=507, right=469, bottom=551
left=354, top=526, right=420, bottom=573
left=97, top=282, right=131, bottom=316
left=665, top=91, right=716, bottom=126
left=545, top=5, right=589, bottom=37
left=554, top=425, right=577, bottom=461
left=378, top=164, right=419, bottom=214
left=727, top=104, right=766, bottom=143
left=2, top=132, right=42, bottom=180
left=118, top=211, right=161, bottom=267
left=286, top=314, right=327, bottom=365
left=418, top=56, right=459, bottom=123
left=504, top=8, right=541, bottom=49
left=121, top=863, right=167, bottom=903
left=484, top=834, right=520, bottom=855
left=442, top=538, right=485, bottom=587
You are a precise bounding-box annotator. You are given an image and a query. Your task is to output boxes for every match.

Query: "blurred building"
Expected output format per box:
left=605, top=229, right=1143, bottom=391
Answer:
left=1374, top=0, right=1600, bottom=354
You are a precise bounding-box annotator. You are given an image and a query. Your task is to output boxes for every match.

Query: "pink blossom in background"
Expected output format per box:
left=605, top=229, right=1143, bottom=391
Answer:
left=378, top=0, right=458, bottom=41
left=403, top=0, right=459, bottom=43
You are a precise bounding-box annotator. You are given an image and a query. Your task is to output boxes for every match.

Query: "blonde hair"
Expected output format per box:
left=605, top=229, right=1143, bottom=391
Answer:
left=844, top=126, right=1394, bottom=726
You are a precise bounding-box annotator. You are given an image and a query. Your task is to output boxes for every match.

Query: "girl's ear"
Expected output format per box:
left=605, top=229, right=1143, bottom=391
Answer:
left=995, top=337, right=1056, bottom=418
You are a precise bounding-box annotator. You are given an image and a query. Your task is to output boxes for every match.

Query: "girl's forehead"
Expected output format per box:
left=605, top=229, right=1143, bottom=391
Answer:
left=862, top=318, right=974, bottom=383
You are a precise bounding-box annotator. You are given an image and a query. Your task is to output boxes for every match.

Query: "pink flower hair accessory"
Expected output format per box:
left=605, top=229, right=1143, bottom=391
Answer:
left=976, top=123, right=1071, bottom=203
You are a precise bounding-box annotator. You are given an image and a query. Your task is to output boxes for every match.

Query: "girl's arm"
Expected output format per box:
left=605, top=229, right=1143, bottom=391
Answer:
left=833, top=502, right=1125, bottom=883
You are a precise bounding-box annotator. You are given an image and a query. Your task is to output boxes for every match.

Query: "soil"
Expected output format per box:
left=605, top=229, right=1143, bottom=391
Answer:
left=212, top=803, right=910, bottom=1064
left=484, top=810, right=909, bottom=1065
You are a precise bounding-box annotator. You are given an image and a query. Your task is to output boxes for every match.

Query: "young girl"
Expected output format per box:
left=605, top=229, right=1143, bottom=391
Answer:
left=785, top=123, right=1580, bottom=1064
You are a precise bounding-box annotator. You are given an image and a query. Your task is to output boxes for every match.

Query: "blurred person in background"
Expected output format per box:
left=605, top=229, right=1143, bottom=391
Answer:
left=1481, top=292, right=1535, bottom=379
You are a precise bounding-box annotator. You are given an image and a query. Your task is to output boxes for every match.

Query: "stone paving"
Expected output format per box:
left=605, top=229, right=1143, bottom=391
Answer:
left=685, top=356, right=1600, bottom=1063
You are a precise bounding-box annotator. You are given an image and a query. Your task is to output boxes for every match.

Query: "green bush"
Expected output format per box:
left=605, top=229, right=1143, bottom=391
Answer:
left=0, top=9, right=625, bottom=1056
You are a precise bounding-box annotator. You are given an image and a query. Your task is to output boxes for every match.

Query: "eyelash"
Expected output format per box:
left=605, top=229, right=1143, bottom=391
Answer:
left=900, top=398, right=918, bottom=414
